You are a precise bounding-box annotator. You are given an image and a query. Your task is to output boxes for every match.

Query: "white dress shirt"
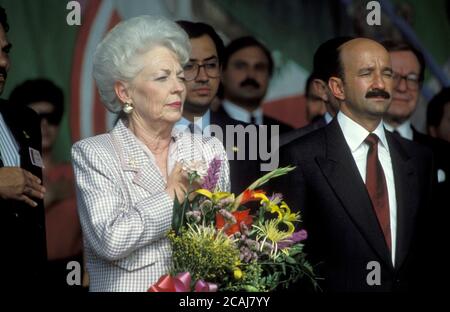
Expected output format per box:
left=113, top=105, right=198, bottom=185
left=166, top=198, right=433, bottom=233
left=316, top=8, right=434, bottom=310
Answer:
left=383, top=119, right=413, bottom=140
left=222, top=100, right=263, bottom=125
left=324, top=111, right=333, bottom=124
left=0, top=112, right=20, bottom=166
left=338, top=111, right=397, bottom=265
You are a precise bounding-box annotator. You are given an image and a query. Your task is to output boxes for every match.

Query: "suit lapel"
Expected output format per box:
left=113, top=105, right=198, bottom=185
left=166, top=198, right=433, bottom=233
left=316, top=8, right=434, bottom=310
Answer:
left=386, top=132, right=417, bottom=269
left=316, top=119, right=393, bottom=268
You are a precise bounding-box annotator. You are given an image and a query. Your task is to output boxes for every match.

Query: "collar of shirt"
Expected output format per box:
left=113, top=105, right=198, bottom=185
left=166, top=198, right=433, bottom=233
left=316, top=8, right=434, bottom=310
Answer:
left=337, top=111, right=389, bottom=153
left=383, top=119, right=413, bottom=140
left=222, top=100, right=263, bottom=124
left=324, top=111, right=333, bottom=124
left=175, top=110, right=211, bottom=136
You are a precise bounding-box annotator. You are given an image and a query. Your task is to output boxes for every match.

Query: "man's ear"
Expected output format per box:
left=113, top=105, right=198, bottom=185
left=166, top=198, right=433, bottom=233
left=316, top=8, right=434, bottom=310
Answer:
left=114, top=81, right=132, bottom=105
left=312, top=79, right=329, bottom=102
left=328, top=77, right=345, bottom=101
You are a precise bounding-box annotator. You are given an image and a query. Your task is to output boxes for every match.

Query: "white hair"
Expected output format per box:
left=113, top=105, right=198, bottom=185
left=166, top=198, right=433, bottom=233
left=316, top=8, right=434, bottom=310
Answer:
left=93, top=15, right=191, bottom=113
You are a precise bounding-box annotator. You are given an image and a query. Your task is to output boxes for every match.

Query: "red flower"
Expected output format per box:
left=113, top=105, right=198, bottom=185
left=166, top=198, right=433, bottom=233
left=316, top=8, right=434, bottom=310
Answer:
left=216, top=209, right=253, bottom=236
left=239, top=189, right=265, bottom=205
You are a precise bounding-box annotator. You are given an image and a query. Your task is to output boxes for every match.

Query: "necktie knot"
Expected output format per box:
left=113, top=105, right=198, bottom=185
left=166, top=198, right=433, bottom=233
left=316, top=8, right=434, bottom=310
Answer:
left=365, top=133, right=379, bottom=147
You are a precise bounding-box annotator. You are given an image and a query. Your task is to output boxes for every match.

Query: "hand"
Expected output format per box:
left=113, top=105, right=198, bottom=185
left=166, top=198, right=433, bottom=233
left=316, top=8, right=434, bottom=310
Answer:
left=0, top=167, right=46, bottom=207
left=166, top=162, right=190, bottom=201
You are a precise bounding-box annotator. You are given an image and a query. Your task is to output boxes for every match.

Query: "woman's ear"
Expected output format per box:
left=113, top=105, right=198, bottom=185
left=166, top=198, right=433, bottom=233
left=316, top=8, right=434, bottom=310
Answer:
left=114, top=81, right=132, bottom=105
left=328, top=77, right=345, bottom=101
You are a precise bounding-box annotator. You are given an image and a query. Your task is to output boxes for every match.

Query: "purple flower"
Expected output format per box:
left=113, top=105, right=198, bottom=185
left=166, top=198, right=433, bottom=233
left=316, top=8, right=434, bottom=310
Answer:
left=269, top=193, right=283, bottom=204
left=277, top=230, right=308, bottom=249
left=201, top=157, right=222, bottom=191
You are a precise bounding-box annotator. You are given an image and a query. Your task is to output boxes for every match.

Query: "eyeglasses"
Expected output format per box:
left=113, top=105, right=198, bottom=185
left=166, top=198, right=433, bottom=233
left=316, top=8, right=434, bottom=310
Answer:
left=37, top=112, right=60, bottom=125
left=183, top=60, right=220, bottom=81
left=393, top=72, right=420, bottom=90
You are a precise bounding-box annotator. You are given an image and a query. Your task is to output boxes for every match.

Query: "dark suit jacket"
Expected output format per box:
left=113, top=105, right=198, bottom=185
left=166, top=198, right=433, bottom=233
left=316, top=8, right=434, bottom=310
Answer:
left=412, top=126, right=450, bottom=187
left=0, top=99, right=47, bottom=287
left=210, top=111, right=261, bottom=194
left=279, top=115, right=327, bottom=147
left=262, top=115, right=294, bottom=135
left=278, top=118, right=434, bottom=292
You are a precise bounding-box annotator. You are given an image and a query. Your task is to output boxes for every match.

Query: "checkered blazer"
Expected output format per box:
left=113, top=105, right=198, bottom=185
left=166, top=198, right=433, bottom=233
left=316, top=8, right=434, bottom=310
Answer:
left=72, top=119, right=230, bottom=292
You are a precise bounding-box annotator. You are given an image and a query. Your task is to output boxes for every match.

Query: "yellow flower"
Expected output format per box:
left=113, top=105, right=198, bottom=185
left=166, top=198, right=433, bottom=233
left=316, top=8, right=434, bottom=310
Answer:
left=196, top=189, right=234, bottom=203
left=279, top=202, right=300, bottom=234
left=233, top=268, right=243, bottom=280
left=253, top=219, right=292, bottom=258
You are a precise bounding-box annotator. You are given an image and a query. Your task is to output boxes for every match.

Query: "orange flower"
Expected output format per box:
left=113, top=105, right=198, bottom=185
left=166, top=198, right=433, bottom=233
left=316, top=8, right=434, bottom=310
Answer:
left=239, top=189, right=266, bottom=205
left=216, top=209, right=253, bottom=236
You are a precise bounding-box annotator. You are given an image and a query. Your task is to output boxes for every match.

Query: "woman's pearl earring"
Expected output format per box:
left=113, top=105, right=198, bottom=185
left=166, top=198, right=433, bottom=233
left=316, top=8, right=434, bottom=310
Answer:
left=123, top=102, right=134, bottom=114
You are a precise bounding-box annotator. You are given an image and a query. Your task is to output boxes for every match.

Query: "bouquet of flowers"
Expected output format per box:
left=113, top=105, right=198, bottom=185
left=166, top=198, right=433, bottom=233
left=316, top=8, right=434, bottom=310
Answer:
left=149, top=157, right=317, bottom=292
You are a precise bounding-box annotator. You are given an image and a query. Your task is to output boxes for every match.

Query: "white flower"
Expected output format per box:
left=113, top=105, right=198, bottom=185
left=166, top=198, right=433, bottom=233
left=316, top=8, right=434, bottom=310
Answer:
left=181, top=159, right=208, bottom=178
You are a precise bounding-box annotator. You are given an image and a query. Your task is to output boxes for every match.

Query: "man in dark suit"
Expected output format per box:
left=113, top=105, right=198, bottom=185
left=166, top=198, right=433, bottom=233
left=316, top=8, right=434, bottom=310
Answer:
left=0, top=6, right=47, bottom=289
left=279, top=38, right=434, bottom=292
left=280, top=37, right=353, bottom=147
left=382, top=40, right=450, bottom=193
left=217, top=36, right=293, bottom=135
left=176, top=21, right=260, bottom=193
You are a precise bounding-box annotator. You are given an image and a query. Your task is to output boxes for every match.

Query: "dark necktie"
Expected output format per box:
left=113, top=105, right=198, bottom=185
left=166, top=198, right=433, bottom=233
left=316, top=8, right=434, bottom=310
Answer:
left=392, top=129, right=401, bottom=138
left=250, top=115, right=256, bottom=124
left=189, top=123, right=203, bottom=135
left=188, top=123, right=195, bottom=134
left=365, top=133, right=391, bottom=251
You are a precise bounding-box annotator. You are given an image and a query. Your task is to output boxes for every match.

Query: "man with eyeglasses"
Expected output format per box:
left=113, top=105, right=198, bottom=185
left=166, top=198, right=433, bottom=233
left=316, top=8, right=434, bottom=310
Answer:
left=382, top=41, right=450, bottom=187
left=382, top=40, right=450, bottom=291
left=176, top=21, right=260, bottom=194
left=0, top=6, right=47, bottom=290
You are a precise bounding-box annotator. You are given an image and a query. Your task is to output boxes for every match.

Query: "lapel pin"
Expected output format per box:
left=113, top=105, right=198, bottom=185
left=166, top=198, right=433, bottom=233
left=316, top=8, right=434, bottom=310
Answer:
left=23, top=131, right=30, bottom=139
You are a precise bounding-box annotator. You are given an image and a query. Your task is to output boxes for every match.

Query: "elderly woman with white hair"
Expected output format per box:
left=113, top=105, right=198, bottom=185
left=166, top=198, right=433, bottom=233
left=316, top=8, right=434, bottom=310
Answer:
left=71, top=16, right=230, bottom=292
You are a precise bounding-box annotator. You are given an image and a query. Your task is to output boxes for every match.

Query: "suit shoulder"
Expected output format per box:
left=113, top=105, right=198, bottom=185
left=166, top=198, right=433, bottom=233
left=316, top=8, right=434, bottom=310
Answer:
left=393, top=134, right=433, bottom=160
left=280, top=126, right=326, bottom=159
left=72, top=133, right=113, bottom=155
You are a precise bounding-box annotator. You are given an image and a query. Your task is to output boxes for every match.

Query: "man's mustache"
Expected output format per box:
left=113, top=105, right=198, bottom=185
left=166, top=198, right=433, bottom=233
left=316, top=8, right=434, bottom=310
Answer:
left=0, top=67, right=7, bottom=80
left=240, top=78, right=260, bottom=89
left=365, top=89, right=390, bottom=99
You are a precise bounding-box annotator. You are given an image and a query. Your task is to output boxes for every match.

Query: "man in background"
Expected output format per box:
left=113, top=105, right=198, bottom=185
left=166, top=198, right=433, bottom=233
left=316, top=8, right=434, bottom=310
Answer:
left=218, top=36, right=293, bottom=134
left=382, top=40, right=450, bottom=188
left=0, top=6, right=47, bottom=290
left=10, top=78, right=84, bottom=291
left=176, top=21, right=260, bottom=193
